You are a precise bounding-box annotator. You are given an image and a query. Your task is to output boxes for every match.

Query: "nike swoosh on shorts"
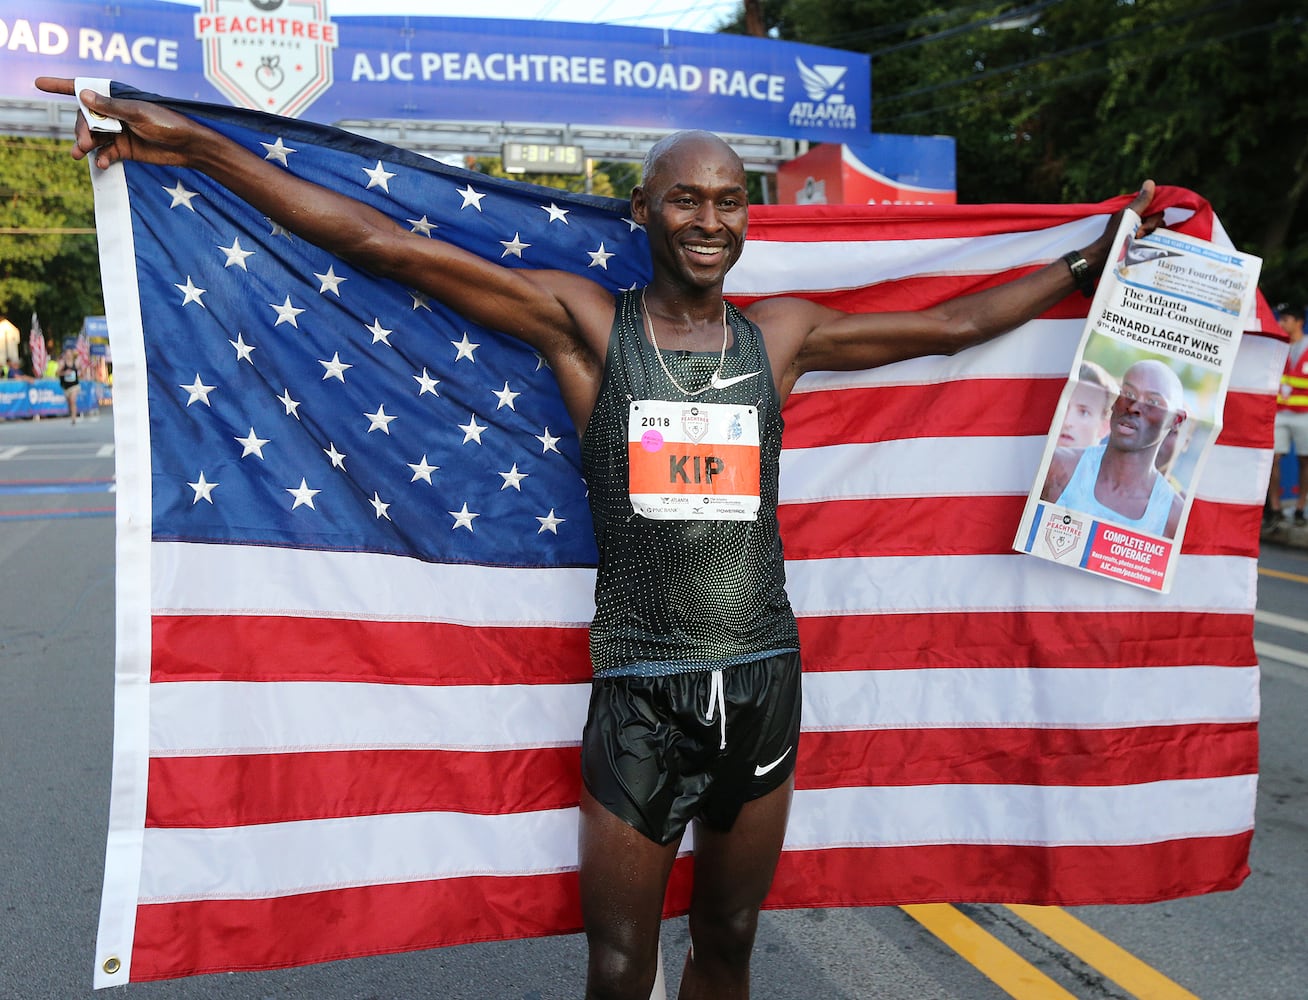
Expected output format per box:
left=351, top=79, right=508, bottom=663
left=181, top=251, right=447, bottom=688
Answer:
left=754, top=745, right=793, bottom=777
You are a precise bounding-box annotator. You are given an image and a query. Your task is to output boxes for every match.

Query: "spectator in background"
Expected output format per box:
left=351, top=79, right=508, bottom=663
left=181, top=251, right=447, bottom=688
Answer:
left=1057, top=360, right=1118, bottom=448
left=57, top=347, right=80, bottom=425
left=1266, top=302, right=1308, bottom=531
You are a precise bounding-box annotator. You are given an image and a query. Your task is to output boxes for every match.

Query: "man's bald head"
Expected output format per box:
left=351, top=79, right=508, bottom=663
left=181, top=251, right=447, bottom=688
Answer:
left=1121, top=359, right=1185, bottom=411
left=640, top=130, right=745, bottom=197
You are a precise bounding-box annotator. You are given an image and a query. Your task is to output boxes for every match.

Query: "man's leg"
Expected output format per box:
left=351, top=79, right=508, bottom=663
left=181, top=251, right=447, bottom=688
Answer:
left=579, top=785, right=681, bottom=1000
left=677, top=775, right=795, bottom=1000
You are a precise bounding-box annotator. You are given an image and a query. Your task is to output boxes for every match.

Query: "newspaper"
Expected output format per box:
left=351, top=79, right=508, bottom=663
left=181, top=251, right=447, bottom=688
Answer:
left=1014, top=212, right=1262, bottom=592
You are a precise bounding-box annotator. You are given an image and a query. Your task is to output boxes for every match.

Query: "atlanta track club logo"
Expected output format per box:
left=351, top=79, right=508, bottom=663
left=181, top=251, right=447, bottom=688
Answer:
left=789, top=58, right=857, bottom=130
left=194, top=0, right=338, bottom=118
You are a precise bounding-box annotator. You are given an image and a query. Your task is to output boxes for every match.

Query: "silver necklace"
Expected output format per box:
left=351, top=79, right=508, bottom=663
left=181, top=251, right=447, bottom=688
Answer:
left=640, top=289, right=730, bottom=398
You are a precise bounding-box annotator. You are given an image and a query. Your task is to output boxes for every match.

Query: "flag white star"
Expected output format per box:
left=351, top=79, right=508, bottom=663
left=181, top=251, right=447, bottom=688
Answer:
left=499, top=463, right=528, bottom=491
left=278, top=388, right=301, bottom=418
left=410, top=290, right=433, bottom=312
left=587, top=242, right=615, bottom=269
left=623, top=217, right=645, bottom=232
left=235, top=428, right=270, bottom=459
left=270, top=295, right=305, bottom=327
left=536, top=427, right=562, bottom=453
left=287, top=478, right=321, bottom=510
left=365, top=319, right=393, bottom=346
left=315, top=266, right=346, bottom=295
left=413, top=368, right=441, bottom=396
left=163, top=180, right=198, bottom=210
left=449, top=502, right=479, bottom=531
left=493, top=382, right=521, bottom=410
left=457, top=184, right=486, bottom=211
left=180, top=374, right=216, bottom=406
left=319, top=352, right=353, bottom=382
left=541, top=202, right=570, bottom=224
left=218, top=237, right=255, bottom=269
left=363, top=160, right=396, bottom=191
left=369, top=492, right=392, bottom=520
left=408, top=454, right=439, bottom=483
left=459, top=414, right=487, bottom=444
left=187, top=471, right=218, bottom=504
left=266, top=218, right=293, bottom=239
left=452, top=332, right=479, bottom=362
left=408, top=215, right=437, bottom=236
left=535, top=352, right=552, bottom=372
left=500, top=232, right=530, bottom=258
left=365, top=403, right=397, bottom=434
left=175, top=276, right=207, bottom=307
left=324, top=442, right=347, bottom=469
left=229, top=332, right=256, bottom=363
left=260, top=137, right=296, bottom=165
left=537, top=509, right=565, bottom=534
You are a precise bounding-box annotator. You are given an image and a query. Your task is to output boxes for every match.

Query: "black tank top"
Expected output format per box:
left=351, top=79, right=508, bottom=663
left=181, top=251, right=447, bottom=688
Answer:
left=580, top=288, right=799, bottom=676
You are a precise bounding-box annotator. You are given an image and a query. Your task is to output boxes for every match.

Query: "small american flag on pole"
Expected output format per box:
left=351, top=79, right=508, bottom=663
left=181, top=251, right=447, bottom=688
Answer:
left=76, top=332, right=92, bottom=378
left=29, top=311, right=47, bottom=376
left=86, top=84, right=1279, bottom=987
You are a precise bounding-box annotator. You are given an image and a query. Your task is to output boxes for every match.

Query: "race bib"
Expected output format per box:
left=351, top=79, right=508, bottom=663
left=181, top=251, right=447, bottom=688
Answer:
left=628, top=399, right=760, bottom=520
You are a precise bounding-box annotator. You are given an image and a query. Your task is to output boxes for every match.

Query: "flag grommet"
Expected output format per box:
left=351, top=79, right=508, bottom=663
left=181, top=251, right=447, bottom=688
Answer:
left=102, top=957, right=121, bottom=975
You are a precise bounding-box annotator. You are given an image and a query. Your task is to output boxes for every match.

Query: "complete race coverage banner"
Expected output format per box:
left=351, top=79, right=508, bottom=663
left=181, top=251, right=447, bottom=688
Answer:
left=81, top=85, right=1277, bottom=987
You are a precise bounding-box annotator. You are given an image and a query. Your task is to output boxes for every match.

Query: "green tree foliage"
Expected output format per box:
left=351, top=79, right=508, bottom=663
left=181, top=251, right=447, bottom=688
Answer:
left=0, top=137, right=101, bottom=344
left=719, top=0, right=1307, bottom=303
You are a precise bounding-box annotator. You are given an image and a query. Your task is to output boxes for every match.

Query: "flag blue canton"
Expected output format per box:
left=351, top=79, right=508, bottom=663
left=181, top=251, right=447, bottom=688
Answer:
left=128, top=100, right=652, bottom=568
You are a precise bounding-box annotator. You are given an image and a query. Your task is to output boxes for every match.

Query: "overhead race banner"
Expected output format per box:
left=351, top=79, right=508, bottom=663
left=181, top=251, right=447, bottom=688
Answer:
left=0, top=0, right=870, bottom=140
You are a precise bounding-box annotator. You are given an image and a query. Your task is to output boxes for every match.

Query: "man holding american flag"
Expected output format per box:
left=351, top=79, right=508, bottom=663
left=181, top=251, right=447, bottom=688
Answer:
left=39, top=76, right=1157, bottom=1000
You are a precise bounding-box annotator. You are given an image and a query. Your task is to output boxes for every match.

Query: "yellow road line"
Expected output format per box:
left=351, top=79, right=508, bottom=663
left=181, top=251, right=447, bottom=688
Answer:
left=1258, top=565, right=1308, bottom=585
left=1006, top=905, right=1200, bottom=1000
left=900, top=904, right=1077, bottom=1000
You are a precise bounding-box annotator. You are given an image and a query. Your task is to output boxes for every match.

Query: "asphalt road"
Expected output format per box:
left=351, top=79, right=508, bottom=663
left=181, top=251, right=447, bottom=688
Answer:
left=2, top=411, right=1305, bottom=999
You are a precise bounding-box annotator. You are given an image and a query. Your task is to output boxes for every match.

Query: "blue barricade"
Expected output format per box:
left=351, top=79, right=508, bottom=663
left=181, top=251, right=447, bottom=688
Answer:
left=0, top=379, right=110, bottom=419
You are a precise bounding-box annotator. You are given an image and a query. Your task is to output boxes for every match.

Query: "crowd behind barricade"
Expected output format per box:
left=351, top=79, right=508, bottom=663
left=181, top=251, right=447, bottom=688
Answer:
left=1264, top=301, right=1308, bottom=547
left=0, top=318, right=112, bottom=422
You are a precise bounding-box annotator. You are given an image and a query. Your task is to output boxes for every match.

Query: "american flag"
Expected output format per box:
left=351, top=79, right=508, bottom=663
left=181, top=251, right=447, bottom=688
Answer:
left=76, top=331, right=92, bottom=378
left=29, top=311, right=47, bottom=376
left=89, top=86, right=1278, bottom=987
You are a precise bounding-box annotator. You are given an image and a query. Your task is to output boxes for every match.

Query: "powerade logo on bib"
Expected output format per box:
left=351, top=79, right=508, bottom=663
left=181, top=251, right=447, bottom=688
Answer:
left=628, top=400, right=760, bottom=521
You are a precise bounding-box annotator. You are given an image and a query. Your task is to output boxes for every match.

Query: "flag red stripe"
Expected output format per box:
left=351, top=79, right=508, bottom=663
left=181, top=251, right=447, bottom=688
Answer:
left=151, top=606, right=1253, bottom=687
left=779, top=497, right=1261, bottom=560
left=125, top=831, right=1248, bottom=981
left=733, top=270, right=1093, bottom=317
left=780, top=383, right=1272, bottom=450
left=744, top=188, right=1206, bottom=242
left=151, top=616, right=593, bottom=685
left=145, top=722, right=1254, bottom=829
left=766, top=834, right=1252, bottom=909
left=128, top=872, right=585, bottom=983
left=796, top=611, right=1255, bottom=671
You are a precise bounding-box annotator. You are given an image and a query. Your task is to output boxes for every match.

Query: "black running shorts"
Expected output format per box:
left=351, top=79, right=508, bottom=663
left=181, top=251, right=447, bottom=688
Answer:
left=580, top=651, right=802, bottom=846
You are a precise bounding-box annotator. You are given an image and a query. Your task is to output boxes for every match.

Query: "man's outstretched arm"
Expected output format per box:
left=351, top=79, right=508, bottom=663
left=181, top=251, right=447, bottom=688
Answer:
left=753, top=183, right=1159, bottom=397
left=35, top=78, right=605, bottom=357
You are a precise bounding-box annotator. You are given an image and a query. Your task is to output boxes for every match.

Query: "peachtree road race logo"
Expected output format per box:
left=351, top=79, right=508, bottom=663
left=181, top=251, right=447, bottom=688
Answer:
left=195, top=0, right=338, bottom=117
left=1043, top=511, right=1084, bottom=561
left=790, top=58, right=856, bottom=130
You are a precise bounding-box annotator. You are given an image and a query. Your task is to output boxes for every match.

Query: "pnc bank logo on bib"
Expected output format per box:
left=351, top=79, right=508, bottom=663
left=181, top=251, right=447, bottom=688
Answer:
left=789, top=58, right=857, bottom=130
left=195, top=0, right=339, bottom=118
